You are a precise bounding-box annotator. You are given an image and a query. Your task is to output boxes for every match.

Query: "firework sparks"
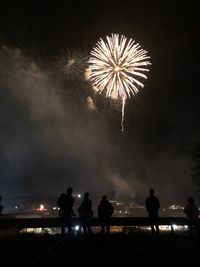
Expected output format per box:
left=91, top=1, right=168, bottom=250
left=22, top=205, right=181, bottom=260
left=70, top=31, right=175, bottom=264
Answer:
left=88, top=33, right=151, bottom=132
left=57, top=49, right=88, bottom=80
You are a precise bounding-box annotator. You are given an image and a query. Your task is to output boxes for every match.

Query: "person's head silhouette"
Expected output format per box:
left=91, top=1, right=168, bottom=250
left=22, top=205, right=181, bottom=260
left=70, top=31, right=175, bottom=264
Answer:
left=102, top=195, right=107, bottom=201
left=187, top=197, right=194, bottom=204
left=149, top=188, right=155, bottom=196
left=84, top=192, right=89, bottom=199
left=66, top=187, right=73, bottom=195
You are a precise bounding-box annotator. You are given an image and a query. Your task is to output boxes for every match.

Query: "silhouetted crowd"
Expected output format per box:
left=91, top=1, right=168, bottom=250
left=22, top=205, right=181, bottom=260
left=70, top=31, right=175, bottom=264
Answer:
left=56, top=188, right=200, bottom=239
left=56, top=188, right=115, bottom=236
left=0, top=190, right=199, bottom=239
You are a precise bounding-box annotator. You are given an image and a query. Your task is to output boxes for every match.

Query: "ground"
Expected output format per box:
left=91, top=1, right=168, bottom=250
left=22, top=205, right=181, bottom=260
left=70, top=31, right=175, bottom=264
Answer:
left=0, top=231, right=199, bottom=266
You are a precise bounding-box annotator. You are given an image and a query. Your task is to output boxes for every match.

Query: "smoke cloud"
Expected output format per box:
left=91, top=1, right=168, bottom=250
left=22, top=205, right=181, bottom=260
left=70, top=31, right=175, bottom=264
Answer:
left=0, top=46, right=197, bottom=205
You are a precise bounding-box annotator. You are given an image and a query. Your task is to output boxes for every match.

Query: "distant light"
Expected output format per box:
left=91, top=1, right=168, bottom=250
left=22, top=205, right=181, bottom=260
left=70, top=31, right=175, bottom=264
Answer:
left=75, top=225, right=80, bottom=231
left=125, top=211, right=128, bottom=214
left=53, top=207, right=57, bottom=210
left=159, top=225, right=171, bottom=231
left=160, top=225, right=188, bottom=232
left=169, top=205, right=180, bottom=210
left=77, top=194, right=81, bottom=198
left=37, top=204, right=45, bottom=211
left=119, top=210, right=122, bottom=213
left=15, top=206, right=18, bottom=209
left=172, top=224, right=178, bottom=230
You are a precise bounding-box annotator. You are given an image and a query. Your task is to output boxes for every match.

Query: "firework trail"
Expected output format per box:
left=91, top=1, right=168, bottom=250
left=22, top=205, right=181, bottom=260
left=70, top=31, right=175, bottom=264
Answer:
left=121, top=96, right=126, bottom=132
left=88, top=33, right=151, bottom=132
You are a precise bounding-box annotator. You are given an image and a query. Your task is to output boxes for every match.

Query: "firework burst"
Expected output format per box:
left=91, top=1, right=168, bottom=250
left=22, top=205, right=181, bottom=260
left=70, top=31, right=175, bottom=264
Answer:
left=57, top=49, right=88, bottom=80
left=88, top=33, right=151, bottom=132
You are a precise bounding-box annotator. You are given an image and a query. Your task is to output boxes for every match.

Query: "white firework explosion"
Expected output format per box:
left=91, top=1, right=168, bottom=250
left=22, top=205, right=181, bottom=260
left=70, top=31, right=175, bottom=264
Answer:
left=88, top=33, right=151, bottom=132
left=88, top=33, right=151, bottom=99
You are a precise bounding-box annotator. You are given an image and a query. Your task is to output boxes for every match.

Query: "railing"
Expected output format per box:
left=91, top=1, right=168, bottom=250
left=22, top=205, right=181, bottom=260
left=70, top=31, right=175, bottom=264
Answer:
left=0, top=216, right=188, bottom=229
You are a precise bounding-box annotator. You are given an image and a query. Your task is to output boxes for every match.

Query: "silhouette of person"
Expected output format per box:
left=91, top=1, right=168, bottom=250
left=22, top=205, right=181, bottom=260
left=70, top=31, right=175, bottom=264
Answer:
left=98, top=195, right=114, bottom=234
left=0, top=195, right=3, bottom=215
left=78, top=192, right=93, bottom=234
left=145, top=188, right=160, bottom=236
left=57, top=187, right=75, bottom=236
left=184, top=197, right=200, bottom=239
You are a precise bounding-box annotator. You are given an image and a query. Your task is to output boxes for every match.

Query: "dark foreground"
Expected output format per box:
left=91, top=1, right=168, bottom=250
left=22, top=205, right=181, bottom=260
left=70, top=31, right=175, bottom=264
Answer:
left=0, top=232, right=199, bottom=267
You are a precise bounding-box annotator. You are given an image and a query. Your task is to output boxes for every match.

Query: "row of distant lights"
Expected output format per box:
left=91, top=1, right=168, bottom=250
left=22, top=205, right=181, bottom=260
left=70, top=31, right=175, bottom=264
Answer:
left=14, top=199, right=186, bottom=212
left=13, top=194, right=83, bottom=211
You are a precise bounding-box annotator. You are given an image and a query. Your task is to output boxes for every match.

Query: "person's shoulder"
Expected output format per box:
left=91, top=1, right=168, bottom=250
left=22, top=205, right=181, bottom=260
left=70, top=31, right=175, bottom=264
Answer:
left=109, top=201, right=114, bottom=207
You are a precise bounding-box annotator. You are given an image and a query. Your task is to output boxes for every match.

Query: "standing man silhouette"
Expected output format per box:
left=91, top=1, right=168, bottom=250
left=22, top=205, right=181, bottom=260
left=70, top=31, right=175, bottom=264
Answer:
left=98, top=195, right=114, bottom=234
left=78, top=192, right=93, bottom=234
left=145, top=188, right=160, bottom=236
left=57, top=187, right=75, bottom=236
left=184, top=197, right=200, bottom=239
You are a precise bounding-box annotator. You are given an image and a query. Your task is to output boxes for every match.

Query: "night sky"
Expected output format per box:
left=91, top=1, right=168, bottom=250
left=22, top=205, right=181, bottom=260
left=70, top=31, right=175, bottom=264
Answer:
left=0, top=0, right=199, bottom=206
